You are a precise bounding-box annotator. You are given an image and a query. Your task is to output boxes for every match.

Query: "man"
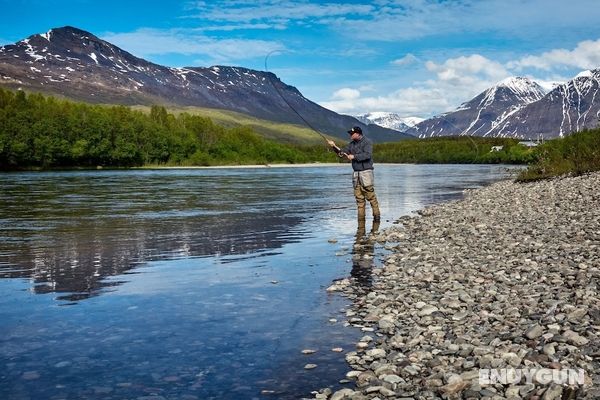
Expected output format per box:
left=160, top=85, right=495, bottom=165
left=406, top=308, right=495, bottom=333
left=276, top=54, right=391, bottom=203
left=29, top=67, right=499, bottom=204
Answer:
left=327, top=126, right=381, bottom=222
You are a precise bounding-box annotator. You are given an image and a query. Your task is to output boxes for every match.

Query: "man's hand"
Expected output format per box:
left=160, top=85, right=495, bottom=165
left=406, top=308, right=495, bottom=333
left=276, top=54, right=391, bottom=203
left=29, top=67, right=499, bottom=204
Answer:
left=345, top=153, right=355, bottom=160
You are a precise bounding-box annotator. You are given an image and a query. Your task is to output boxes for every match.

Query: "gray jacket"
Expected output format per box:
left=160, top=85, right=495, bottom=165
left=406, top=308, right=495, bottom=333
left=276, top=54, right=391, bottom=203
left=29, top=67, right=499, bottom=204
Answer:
left=342, top=136, right=374, bottom=171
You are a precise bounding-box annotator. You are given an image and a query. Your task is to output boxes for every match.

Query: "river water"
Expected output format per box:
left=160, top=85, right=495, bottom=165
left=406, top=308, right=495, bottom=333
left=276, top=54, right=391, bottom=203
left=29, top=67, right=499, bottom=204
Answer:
left=0, top=164, right=518, bottom=399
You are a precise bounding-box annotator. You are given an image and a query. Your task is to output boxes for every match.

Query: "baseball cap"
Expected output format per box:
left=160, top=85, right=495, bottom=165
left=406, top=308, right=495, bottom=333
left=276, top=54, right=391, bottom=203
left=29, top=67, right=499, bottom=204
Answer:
left=348, top=126, right=362, bottom=135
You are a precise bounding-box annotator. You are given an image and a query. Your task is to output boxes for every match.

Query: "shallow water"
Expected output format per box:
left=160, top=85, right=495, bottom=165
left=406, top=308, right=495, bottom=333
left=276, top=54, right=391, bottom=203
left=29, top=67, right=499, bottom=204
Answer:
left=0, top=164, right=518, bottom=399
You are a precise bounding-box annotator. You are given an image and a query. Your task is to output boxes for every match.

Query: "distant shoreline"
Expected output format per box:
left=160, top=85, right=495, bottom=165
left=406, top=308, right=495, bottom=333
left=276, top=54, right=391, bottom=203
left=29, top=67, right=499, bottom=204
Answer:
left=136, top=162, right=347, bottom=169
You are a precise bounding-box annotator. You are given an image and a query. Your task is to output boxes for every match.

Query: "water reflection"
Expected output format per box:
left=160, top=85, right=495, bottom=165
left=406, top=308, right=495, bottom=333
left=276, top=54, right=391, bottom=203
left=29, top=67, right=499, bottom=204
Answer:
left=0, top=169, right=328, bottom=301
left=350, top=219, right=380, bottom=293
left=1, top=210, right=303, bottom=301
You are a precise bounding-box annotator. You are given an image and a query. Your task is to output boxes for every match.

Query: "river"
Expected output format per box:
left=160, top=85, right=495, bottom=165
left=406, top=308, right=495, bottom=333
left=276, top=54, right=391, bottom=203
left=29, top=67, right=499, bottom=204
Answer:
left=0, top=164, right=518, bottom=399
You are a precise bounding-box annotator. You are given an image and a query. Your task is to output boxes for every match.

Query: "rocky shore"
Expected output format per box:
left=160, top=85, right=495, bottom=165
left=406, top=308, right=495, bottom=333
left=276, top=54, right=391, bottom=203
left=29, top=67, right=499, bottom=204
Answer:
left=319, top=172, right=600, bottom=400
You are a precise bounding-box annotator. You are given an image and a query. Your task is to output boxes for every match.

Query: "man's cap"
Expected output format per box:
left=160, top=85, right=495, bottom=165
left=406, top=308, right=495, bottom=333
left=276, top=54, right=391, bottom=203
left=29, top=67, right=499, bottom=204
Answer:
left=348, top=126, right=363, bottom=135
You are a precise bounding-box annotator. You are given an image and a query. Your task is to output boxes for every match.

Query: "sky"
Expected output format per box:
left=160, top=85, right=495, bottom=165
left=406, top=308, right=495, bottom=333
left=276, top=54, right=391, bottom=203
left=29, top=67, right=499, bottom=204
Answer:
left=2, top=0, right=600, bottom=118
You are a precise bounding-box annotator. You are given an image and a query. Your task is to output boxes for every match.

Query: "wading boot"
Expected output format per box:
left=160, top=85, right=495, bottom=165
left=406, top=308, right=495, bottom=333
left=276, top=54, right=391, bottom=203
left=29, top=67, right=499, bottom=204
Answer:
left=372, top=203, right=381, bottom=222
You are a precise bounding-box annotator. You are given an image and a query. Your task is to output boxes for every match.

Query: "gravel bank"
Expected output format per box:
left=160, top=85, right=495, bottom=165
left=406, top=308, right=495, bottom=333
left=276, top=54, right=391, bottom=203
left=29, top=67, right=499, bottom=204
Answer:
left=319, top=172, right=600, bottom=400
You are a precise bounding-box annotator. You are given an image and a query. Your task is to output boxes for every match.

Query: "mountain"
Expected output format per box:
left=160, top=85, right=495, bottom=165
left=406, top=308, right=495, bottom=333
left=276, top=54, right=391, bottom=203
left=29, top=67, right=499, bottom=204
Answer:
left=0, top=26, right=408, bottom=142
left=408, top=71, right=600, bottom=139
left=355, top=112, right=423, bottom=133
left=407, top=77, right=546, bottom=138
left=487, top=69, right=600, bottom=138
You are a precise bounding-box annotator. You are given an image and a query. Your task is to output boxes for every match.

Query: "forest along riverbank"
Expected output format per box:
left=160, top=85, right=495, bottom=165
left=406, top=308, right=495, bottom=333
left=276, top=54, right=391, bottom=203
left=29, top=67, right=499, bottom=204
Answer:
left=320, top=172, right=600, bottom=400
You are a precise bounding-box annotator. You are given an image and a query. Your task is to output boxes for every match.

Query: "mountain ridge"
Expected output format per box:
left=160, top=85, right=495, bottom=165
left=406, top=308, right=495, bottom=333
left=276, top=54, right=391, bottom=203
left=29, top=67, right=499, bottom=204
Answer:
left=407, top=76, right=546, bottom=138
left=407, top=73, right=600, bottom=139
left=0, top=26, right=408, bottom=142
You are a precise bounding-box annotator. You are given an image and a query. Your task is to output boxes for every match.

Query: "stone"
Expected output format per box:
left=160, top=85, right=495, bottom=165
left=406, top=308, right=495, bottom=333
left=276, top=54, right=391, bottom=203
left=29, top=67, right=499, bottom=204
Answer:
left=383, top=374, right=403, bottom=384
left=525, top=324, right=544, bottom=339
left=418, top=305, right=439, bottom=316
left=563, top=330, right=589, bottom=346
left=366, top=348, right=386, bottom=358
left=542, top=384, right=563, bottom=400
left=378, top=315, right=396, bottom=330
left=330, top=388, right=356, bottom=400
left=440, top=376, right=468, bottom=395
left=543, top=343, right=556, bottom=357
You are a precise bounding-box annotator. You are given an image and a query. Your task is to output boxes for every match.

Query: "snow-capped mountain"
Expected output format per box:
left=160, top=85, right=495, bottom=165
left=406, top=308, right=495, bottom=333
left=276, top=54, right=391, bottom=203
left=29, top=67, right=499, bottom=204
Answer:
left=407, top=77, right=547, bottom=138
left=0, top=26, right=408, bottom=142
left=355, top=112, right=424, bottom=132
left=487, top=69, right=600, bottom=138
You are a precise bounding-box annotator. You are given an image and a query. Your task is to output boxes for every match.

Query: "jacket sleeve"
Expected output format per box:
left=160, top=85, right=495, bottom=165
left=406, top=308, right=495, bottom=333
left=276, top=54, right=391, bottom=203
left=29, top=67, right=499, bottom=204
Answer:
left=352, top=139, right=372, bottom=162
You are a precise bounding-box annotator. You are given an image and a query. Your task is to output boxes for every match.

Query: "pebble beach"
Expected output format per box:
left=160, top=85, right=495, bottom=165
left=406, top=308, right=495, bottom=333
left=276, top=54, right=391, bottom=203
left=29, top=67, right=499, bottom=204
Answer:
left=319, top=172, right=600, bottom=400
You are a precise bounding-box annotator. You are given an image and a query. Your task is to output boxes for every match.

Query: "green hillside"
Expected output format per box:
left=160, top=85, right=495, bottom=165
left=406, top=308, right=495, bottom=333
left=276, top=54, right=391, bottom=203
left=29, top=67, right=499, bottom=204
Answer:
left=132, top=105, right=329, bottom=145
left=0, top=88, right=338, bottom=169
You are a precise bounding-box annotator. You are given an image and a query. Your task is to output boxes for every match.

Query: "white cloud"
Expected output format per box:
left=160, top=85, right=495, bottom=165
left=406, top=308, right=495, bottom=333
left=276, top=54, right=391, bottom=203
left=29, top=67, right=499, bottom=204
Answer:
left=413, top=55, right=510, bottom=111
left=186, top=0, right=373, bottom=27
left=508, top=39, right=600, bottom=71
left=320, top=86, right=450, bottom=117
left=320, top=53, right=524, bottom=116
left=426, top=54, right=509, bottom=86
left=333, top=0, right=600, bottom=42
left=199, top=23, right=285, bottom=32
left=331, top=88, right=360, bottom=100
left=102, top=28, right=284, bottom=64
left=534, top=79, right=564, bottom=93
left=391, top=53, right=419, bottom=67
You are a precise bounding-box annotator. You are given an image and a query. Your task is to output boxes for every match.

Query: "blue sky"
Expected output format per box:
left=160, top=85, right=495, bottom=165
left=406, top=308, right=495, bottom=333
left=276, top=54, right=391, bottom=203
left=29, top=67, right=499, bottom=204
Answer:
left=2, top=0, right=600, bottom=118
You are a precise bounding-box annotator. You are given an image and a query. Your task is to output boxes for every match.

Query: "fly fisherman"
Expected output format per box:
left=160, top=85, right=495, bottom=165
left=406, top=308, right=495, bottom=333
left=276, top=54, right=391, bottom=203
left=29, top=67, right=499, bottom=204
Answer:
left=327, top=126, right=381, bottom=222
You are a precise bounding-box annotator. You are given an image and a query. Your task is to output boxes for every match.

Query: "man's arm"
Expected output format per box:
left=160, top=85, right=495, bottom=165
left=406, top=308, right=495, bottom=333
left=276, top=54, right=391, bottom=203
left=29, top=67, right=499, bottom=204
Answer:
left=327, top=140, right=348, bottom=157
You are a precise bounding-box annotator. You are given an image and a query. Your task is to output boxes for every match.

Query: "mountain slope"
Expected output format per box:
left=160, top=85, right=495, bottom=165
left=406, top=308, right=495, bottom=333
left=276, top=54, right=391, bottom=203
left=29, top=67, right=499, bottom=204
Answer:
left=487, top=69, right=600, bottom=138
left=407, top=77, right=546, bottom=138
left=0, top=26, right=408, bottom=142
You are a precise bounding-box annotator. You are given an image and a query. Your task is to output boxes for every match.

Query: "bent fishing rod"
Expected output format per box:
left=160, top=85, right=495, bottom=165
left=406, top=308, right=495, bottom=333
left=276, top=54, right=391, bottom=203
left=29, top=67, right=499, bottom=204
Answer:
left=264, top=52, right=478, bottom=161
left=264, top=51, right=332, bottom=145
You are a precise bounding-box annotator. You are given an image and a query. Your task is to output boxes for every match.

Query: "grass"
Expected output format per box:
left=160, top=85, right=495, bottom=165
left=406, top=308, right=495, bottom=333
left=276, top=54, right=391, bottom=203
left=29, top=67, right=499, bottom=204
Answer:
left=131, top=105, right=331, bottom=145
left=517, top=128, right=600, bottom=181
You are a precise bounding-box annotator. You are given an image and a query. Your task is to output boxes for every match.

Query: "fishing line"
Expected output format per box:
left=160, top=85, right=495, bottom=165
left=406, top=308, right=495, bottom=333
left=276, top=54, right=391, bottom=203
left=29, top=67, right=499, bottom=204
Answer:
left=263, top=50, right=330, bottom=143
left=264, top=51, right=480, bottom=162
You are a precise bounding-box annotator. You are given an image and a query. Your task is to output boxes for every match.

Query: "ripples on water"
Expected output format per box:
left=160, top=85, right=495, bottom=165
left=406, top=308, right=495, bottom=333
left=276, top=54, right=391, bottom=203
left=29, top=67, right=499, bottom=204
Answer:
left=0, top=164, right=518, bottom=399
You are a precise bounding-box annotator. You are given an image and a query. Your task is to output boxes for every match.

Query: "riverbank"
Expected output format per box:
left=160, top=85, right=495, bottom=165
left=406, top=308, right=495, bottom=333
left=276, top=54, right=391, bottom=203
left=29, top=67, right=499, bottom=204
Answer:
left=320, top=172, right=600, bottom=399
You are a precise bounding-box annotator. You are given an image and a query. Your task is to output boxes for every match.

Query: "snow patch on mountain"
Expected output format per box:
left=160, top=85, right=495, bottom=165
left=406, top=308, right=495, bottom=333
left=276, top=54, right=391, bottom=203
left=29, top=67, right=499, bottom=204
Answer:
left=355, top=112, right=423, bottom=132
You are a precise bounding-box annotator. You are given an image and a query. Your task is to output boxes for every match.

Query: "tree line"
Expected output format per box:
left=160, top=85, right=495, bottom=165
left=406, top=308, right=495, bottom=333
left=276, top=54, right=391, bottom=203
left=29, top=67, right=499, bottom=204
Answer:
left=6, top=87, right=579, bottom=172
left=374, top=136, right=537, bottom=164
left=0, top=88, right=337, bottom=169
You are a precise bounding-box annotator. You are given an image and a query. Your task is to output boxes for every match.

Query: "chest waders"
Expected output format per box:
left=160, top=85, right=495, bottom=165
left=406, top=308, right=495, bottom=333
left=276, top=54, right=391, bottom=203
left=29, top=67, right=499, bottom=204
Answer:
left=353, top=169, right=380, bottom=221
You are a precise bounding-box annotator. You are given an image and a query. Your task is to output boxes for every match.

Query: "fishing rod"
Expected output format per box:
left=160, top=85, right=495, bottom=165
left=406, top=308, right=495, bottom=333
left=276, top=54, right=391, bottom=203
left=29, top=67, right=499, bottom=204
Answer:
left=264, top=51, right=479, bottom=161
left=263, top=51, right=331, bottom=144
